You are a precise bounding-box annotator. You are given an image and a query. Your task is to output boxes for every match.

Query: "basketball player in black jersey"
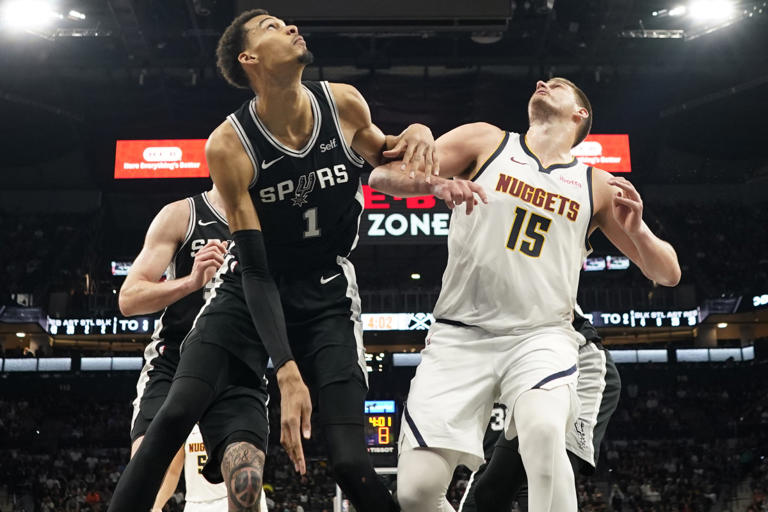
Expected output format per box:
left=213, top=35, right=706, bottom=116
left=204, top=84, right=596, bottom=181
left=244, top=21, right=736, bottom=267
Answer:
left=458, top=310, right=621, bottom=512
left=108, top=9, right=437, bottom=512
left=120, top=189, right=229, bottom=512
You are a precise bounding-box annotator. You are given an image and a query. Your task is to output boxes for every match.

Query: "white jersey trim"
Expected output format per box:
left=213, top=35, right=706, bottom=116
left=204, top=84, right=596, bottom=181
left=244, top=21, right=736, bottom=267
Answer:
left=226, top=114, right=260, bottom=189
left=248, top=85, right=322, bottom=158
left=131, top=336, right=162, bottom=431
left=319, top=81, right=366, bottom=168
left=337, top=255, right=368, bottom=386
left=202, top=192, right=228, bottom=226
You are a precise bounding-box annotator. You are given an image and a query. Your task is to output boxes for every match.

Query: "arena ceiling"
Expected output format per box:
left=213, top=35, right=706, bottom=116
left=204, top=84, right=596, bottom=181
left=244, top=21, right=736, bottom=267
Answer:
left=0, top=0, right=766, bottom=177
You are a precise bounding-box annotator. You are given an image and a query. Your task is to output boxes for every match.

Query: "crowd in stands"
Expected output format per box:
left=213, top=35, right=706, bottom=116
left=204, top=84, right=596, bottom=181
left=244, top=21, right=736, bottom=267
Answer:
left=0, top=213, right=98, bottom=313
left=1, top=359, right=766, bottom=511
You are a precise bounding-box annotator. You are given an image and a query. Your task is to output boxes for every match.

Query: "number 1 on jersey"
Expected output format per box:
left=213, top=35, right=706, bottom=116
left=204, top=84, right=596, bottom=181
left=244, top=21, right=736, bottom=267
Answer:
left=506, top=206, right=551, bottom=257
left=303, top=207, right=321, bottom=238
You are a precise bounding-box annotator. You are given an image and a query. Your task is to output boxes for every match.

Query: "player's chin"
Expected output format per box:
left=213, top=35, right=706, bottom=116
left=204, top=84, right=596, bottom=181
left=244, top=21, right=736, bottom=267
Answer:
left=297, top=49, right=314, bottom=65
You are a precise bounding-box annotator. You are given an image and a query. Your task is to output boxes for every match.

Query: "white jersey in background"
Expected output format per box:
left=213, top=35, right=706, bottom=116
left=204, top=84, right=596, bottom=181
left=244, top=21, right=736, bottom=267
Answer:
left=184, top=424, right=268, bottom=512
left=432, top=131, right=593, bottom=335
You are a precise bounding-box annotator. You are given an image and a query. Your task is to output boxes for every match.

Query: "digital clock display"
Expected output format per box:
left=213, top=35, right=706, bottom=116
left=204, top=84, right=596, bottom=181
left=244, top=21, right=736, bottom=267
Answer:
left=366, top=415, right=394, bottom=446
left=364, top=400, right=397, bottom=453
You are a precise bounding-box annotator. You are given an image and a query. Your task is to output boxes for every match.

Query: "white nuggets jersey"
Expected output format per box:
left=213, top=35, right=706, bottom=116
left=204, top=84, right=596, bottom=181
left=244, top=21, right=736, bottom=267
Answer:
left=184, top=424, right=227, bottom=505
left=432, top=131, right=593, bottom=335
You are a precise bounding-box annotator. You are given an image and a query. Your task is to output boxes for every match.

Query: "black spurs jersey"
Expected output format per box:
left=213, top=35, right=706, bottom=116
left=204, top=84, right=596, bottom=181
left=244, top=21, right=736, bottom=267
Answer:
left=151, top=192, right=229, bottom=348
left=226, top=81, right=366, bottom=273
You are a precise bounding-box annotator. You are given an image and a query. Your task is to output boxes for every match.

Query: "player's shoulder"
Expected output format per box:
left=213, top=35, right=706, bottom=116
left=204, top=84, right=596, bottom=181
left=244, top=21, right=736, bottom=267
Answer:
left=147, top=199, right=192, bottom=245
left=327, top=82, right=368, bottom=116
left=442, top=123, right=506, bottom=156
left=206, top=120, right=242, bottom=160
left=449, top=122, right=505, bottom=141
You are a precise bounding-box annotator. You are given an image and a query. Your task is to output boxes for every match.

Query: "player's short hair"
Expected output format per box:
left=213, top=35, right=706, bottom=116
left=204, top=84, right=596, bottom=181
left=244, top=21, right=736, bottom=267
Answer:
left=216, top=9, right=269, bottom=89
left=552, top=77, right=593, bottom=147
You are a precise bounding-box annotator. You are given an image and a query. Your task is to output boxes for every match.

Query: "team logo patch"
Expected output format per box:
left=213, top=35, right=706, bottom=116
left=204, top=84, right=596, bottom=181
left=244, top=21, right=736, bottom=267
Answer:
left=291, top=172, right=317, bottom=207
left=574, top=419, right=587, bottom=450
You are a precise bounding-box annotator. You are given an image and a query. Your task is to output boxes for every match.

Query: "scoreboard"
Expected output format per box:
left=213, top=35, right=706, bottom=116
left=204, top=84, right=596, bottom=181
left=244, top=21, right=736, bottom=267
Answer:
left=364, top=400, right=398, bottom=464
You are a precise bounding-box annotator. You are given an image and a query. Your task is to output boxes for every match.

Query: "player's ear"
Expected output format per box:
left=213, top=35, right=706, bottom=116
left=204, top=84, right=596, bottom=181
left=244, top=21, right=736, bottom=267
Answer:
left=238, top=51, right=259, bottom=66
left=575, top=106, right=589, bottom=122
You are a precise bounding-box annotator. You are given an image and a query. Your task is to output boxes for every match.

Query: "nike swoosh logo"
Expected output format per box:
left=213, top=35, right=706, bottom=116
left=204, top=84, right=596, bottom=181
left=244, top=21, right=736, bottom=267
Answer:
left=510, top=157, right=526, bottom=165
left=198, top=220, right=217, bottom=226
left=320, top=273, right=341, bottom=285
left=261, top=156, right=285, bottom=169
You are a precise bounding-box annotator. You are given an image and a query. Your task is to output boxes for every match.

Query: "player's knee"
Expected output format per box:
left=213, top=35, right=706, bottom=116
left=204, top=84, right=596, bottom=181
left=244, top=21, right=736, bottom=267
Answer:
left=397, top=476, right=441, bottom=512
left=154, top=399, right=190, bottom=431
left=328, top=451, right=367, bottom=484
left=222, top=442, right=265, bottom=511
left=227, top=465, right=263, bottom=511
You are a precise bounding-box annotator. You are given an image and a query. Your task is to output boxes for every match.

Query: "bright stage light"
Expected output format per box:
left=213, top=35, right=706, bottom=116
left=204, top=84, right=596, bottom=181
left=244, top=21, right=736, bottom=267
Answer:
left=669, top=5, right=688, bottom=16
left=68, top=10, right=86, bottom=21
left=689, top=0, right=735, bottom=21
left=1, top=1, right=59, bottom=30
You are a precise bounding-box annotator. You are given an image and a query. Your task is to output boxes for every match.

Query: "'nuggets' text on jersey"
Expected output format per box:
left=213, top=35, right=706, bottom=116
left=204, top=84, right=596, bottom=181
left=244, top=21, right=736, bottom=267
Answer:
left=432, top=131, right=594, bottom=335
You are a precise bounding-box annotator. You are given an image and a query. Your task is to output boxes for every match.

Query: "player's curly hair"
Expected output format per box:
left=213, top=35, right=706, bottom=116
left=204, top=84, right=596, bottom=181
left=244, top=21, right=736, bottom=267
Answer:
left=216, top=9, right=268, bottom=89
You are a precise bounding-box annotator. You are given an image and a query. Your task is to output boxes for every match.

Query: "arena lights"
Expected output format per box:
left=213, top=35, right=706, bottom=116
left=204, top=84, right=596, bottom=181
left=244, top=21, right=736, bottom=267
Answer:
left=15, top=332, right=25, bottom=338
left=1, top=1, right=59, bottom=30
left=689, top=0, right=735, bottom=20
left=410, top=273, right=421, bottom=280
left=652, top=0, right=736, bottom=21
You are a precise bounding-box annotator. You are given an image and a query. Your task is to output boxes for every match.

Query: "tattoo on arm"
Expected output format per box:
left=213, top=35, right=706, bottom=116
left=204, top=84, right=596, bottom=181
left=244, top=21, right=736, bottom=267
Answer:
left=221, top=442, right=266, bottom=511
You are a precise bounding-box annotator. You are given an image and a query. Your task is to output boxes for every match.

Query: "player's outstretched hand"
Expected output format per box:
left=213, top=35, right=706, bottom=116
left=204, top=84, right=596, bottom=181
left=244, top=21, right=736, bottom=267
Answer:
left=382, top=123, right=439, bottom=182
left=609, top=177, right=643, bottom=236
left=431, top=177, right=489, bottom=215
left=277, top=361, right=312, bottom=475
left=189, top=240, right=228, bottom=289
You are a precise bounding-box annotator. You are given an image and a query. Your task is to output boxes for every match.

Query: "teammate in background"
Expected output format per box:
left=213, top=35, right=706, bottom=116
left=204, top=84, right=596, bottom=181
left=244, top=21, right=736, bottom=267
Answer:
left=184, top=424, right=268, bottom=512
left=369, top=77, right=680, bottom=511
left=109, top=9, right=438, bottom=512
left=458, top=308, right=622, bottom=512
left=120, top=190, right=229, bottom=512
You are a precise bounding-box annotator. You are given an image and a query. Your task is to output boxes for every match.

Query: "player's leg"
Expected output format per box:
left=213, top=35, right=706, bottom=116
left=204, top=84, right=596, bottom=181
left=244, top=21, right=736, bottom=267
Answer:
left=287, top=259, right=400, bottom=512
left=108, top=334, right=225, bottom=512
left=130, top=438, right=184, bottom=512
left=128, top=343, right=187, bottom=512
left=317, top=377, right=399, bottom=511
left=220, top=441, right=266, bottom=511
left=397, top=443, right=462, bottom=512
left=397, top=323, right=497, bottom=511
left=565, top=341, right=621, bottom=477
left=471, top=436, right=526, bottom=512
left=514, top=386, right=576, bottom=512
left=196, top=354, right=270, bottom=512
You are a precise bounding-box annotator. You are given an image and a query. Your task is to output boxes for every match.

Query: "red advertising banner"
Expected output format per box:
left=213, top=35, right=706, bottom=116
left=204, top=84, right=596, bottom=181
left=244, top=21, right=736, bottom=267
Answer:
left=572, top=134, right=632, bottom=173
left=114, top=139, right=209, bottom=179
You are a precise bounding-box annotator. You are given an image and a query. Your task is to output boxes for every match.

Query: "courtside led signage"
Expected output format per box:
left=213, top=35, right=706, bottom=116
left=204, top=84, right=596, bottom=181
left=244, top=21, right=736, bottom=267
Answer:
left=114, top=139, right=209, bottom=179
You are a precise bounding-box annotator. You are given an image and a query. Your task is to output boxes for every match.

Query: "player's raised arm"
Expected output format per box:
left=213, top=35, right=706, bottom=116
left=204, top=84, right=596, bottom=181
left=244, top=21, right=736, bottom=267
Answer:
left=368, top=123, right=502, bottom=214
left=206, top=122, right=312, bottom=474
left=329, top=82, right=438, bottom=177
left=119, top=201, right=227, bottom=316
left=592, top=169, right=681, bottom=287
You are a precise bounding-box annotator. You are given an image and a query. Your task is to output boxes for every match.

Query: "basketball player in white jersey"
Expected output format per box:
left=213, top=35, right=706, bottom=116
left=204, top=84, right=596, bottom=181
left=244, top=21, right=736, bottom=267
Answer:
left=184, top=424, right=268, bottom=512
left=121, top=188, right=229, bottom=511
left=369, top=77, right=681, bottom=512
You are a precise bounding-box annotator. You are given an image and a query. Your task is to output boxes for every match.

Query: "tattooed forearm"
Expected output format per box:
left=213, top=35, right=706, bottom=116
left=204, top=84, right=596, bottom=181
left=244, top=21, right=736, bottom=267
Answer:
left=221, top=442, right=266, bottom=511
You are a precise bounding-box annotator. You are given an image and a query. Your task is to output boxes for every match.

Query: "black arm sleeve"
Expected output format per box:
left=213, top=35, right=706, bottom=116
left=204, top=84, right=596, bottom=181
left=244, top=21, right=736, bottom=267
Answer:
left=233, top=229, right=294, bottom=370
